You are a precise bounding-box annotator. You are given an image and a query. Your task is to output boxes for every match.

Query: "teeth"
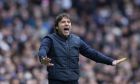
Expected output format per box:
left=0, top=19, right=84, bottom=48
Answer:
left=64, top=30, right=69, bottom=33
left=64, top=30, right=69, bottom=32
left=64, top=28, right=70, bottom=33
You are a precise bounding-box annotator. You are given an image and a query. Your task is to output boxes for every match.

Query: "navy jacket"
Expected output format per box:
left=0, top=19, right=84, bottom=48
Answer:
left=38, top=33, right=114, bottom=81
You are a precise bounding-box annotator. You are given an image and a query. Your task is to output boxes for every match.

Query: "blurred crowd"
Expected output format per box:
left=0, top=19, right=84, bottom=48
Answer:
left=0, top=0, right=140, bottom=84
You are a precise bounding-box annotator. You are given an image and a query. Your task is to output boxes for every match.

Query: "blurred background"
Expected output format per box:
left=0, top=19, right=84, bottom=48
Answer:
left=0, top=0, right=140, bottom=84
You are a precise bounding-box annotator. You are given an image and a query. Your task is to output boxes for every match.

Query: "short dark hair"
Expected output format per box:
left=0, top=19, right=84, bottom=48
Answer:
left=54, top=13, right=71, bottom=28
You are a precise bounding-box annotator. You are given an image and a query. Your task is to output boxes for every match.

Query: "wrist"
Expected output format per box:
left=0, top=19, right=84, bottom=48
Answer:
left=112, top=60, right=117, bottom=66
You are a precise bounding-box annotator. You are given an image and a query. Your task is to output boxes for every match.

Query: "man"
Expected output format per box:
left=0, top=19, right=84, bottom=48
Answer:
left=38, top=13, right=126, bottom=84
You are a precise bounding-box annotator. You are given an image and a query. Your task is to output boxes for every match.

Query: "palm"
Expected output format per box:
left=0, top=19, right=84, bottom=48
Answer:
left=40, top=57, right=54, bottom=66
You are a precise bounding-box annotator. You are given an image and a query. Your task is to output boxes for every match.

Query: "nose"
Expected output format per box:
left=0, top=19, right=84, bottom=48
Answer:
left=66, top=21, right=69, bottom=25
left=65, top=22, right=69, bottom=26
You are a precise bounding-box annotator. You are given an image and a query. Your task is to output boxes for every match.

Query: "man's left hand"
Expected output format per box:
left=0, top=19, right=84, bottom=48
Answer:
left=112, top=58, right=127, bottom=65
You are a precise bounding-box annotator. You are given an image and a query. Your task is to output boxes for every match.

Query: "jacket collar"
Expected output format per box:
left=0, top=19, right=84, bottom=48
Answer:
left=54, top=32, right=71, bottom=41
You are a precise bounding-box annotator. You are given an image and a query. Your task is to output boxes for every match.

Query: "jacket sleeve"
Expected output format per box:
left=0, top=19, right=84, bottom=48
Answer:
left=38, top=36, right=52, bottom=59
left=79, top=39, right=114, bottom=65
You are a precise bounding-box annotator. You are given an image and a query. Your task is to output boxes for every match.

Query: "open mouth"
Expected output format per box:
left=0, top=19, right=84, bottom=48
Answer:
left=64, top=28, right=69, bottom=31
left=64, top=28, right=70, bottom=33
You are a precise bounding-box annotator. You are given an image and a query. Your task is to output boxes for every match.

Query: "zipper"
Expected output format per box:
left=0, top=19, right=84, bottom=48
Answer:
left=66, top=40, right=70, bottom=69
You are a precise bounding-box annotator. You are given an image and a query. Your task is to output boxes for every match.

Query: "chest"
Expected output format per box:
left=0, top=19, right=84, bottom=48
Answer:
left=52, top=37, right=80, bottom=57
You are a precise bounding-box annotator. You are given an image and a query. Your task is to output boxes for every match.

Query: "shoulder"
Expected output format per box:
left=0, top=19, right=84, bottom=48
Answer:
left=41, top=34, right=55, bottom=42
left=43, top=33, right=55, bottom=39
left=70, top=34, right=81, bottom=46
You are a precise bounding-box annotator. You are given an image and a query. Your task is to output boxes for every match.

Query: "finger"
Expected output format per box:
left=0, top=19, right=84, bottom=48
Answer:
left=47, top=63, right=54, bottom=66
left=46, top=58, right=51, bottom=61
left=46, top=58, right=51, bottom=63
left=115, top=58, right=127, bottom=65
left=118, top=58, right=127, bottom=62
left=42, top=58, right=51, bottom=63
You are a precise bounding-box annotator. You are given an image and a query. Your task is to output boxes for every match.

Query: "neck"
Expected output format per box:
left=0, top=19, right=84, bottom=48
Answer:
left=56, top=32, right=69, bottom=40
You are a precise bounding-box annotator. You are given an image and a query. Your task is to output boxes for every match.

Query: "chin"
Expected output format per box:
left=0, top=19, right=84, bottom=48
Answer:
left=64, top=34, right=69, bottom=37
left=64, top=35, right=69, bottom=37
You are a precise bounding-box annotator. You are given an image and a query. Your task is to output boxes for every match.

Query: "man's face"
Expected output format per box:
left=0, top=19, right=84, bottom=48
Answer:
left=57, top=17, right=71, bottom=37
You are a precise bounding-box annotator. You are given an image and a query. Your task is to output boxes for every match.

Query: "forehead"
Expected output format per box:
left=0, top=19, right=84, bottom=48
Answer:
left=60, top=17, right=71, bottom=21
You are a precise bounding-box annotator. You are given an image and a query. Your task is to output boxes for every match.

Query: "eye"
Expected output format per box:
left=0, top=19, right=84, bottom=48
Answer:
left=67, top=21, right=71, bottom=23
left=61, top=21, right=65, bottom=23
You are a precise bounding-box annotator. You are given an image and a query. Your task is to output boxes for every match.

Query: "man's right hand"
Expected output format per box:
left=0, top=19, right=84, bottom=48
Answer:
left=40, top=57, right=54, bottom=66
